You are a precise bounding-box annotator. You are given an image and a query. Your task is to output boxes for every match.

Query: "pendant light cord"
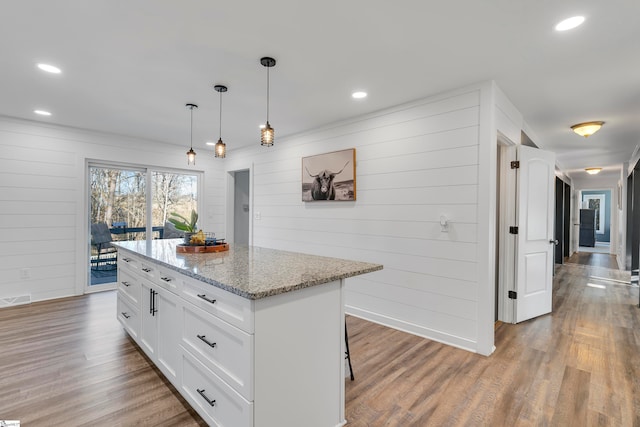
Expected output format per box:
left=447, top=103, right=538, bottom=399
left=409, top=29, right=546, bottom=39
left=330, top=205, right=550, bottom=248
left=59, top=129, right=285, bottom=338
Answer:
left=266, top=66, right=270, bottom=122
left=190, top=107, right=194, bottom=150
left=219, top=91, right=223, bottom=139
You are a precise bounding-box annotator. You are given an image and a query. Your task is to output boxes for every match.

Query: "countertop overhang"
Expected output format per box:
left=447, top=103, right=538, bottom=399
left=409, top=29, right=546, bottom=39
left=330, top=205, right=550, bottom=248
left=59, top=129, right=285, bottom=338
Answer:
left=113, top=239, right=383, bottom=300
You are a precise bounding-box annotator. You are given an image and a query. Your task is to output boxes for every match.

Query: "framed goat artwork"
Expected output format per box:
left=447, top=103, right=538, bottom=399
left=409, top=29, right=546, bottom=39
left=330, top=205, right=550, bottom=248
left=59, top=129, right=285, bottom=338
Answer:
left=302, top=148, right=356, bottom=201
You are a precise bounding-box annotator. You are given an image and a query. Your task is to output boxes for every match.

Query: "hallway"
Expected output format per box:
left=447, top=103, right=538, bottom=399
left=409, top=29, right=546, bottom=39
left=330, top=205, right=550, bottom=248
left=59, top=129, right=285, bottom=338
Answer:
left=345, top=254, right=638, bottom=426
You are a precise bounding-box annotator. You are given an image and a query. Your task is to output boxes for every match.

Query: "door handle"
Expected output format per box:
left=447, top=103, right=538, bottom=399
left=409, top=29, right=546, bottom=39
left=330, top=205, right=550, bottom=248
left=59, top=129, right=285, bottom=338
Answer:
left=549, top=239, right=559, bottom=245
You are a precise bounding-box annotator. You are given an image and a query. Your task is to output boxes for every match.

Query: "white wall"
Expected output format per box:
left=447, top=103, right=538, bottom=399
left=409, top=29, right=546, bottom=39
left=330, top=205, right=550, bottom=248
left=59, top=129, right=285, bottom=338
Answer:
left=0, top=117, right=225, bottom=303
left=0, top=81, right=509, bottom=355
left=227, top=82, right=497, bottom=354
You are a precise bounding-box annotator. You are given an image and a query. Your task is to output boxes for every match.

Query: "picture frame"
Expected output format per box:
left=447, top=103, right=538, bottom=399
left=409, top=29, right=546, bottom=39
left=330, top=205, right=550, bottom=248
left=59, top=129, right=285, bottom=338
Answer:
left=302, top=148, right=356, bottom=201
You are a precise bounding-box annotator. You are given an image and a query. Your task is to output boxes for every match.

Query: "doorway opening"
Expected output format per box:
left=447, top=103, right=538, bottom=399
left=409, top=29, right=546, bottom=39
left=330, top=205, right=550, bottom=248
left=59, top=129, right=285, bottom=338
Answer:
left=578, top=189, right=612, bottom=254
left=226, top=168, right=251, bottom=245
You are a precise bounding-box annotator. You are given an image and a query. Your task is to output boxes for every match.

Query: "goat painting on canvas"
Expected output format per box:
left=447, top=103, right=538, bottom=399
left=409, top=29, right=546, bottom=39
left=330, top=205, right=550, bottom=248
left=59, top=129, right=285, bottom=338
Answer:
left=302, top=149, right=356, bottom=201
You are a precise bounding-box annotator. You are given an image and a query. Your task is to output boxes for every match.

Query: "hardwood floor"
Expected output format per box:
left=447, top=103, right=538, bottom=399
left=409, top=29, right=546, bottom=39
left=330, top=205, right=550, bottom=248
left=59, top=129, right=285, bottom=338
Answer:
left=1, top=256, right=638, bottom=426
left=566, top=251, right=619, bottom=269
left=345, top=256, right=639, bottom=426
left=0, top=292, right=206, bottom=426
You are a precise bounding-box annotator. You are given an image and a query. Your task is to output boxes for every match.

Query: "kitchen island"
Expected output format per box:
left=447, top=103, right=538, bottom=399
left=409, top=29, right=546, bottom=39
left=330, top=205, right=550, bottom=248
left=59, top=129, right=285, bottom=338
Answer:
left=113, top=239, right=382, bottom=427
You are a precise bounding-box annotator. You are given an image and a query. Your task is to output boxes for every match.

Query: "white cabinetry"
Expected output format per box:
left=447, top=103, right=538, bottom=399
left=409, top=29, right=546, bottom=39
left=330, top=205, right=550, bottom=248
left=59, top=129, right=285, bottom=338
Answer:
left=116, top=250, right=346, bottom=427
left=140, top=279, right=180, bottom=383
left=118, top=253, right=181, bottom=385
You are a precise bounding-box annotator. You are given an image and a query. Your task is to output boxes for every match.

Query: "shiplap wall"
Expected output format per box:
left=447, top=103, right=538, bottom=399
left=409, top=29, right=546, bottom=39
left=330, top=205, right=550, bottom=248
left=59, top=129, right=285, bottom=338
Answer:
left=227, top=83, right=496, bottom=353
left=0, top=117, right=224, bottom=303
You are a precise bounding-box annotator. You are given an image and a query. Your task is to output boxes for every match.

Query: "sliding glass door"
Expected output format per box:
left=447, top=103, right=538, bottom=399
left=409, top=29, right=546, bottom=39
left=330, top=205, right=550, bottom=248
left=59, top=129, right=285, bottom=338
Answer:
left=88, top=163, right=200, bottom=289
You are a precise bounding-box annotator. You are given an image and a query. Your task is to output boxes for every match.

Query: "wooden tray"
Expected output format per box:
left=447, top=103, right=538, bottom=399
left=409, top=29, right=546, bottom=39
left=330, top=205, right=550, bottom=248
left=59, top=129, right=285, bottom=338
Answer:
left=176, top=243, right=229, bottom=253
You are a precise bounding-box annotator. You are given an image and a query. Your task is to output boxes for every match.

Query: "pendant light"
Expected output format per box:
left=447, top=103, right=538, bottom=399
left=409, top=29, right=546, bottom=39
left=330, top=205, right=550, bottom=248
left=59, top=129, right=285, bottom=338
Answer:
left=213, top=85, right=227, bottom=158
left=260, top=57, right=276, bottom=146
left=185, top=103, right=198, bottom=165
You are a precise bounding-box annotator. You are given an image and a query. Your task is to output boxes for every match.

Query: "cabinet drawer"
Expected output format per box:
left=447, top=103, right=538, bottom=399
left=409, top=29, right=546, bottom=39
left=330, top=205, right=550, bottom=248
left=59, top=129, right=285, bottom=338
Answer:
left=182, top=302, right=253, bottom=400
left=117, top=268, right=141, bottom=305
left=181, top=348, right=253, bottom=427
left=139, top=260, right=157, bottom=281
left=156, top=265, right=180, bottom=294
left=118, top=253, right=141, bottom=272
left=117, top=295, right=140, bottom=340
left=181, top=277, right=253, bottom=333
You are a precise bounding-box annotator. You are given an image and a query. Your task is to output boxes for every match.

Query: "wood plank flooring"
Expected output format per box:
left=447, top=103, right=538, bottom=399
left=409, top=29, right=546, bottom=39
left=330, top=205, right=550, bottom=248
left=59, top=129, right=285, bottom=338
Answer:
left=1, top=255, right=638, bottom=426
left=0, top=293, right=206, bottom=426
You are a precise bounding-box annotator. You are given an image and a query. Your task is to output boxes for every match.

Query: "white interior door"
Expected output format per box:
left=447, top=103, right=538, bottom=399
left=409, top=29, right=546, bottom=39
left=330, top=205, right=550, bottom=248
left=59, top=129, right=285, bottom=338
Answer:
left=514, top=145, right=556, bottom=323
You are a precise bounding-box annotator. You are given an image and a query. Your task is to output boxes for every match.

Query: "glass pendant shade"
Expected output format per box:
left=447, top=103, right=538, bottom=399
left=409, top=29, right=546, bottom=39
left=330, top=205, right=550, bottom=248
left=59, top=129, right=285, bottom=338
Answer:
left=261, top=121, right=274, bottom=146
left=214, top=138, right=226, bottom=158
left=186, top=147, right=196, bottom=165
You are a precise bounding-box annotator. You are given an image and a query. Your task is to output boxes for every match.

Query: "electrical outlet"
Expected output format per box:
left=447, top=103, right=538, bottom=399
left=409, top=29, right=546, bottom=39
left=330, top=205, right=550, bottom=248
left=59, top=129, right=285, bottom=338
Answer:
left=255, top=212, right=261, bottom=220
left=20, top=268, right=31, bottom=280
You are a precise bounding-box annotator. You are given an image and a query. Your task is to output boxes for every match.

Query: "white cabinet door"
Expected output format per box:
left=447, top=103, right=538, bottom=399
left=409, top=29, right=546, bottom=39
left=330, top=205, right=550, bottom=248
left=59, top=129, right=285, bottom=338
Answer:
left=140, top=280, right=157, bottom=357
left=139, top=278, right=180, bottom=384
left=156, top=285, right=180, bottom=383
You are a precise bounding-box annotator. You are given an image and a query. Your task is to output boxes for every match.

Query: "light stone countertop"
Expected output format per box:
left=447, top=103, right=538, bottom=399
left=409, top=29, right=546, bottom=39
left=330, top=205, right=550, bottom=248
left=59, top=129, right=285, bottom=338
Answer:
left=113, top=239, right=383, bottom=300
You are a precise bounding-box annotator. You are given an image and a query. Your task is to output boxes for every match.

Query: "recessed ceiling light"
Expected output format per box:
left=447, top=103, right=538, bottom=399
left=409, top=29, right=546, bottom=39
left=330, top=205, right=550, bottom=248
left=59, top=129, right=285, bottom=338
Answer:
left=555, top=16, right=585, bottom=31
left=34, top=110, right=52, bottom=116
left=37, top=63, right=61, bottom=74
left=352, top=91, right=367, bottom=99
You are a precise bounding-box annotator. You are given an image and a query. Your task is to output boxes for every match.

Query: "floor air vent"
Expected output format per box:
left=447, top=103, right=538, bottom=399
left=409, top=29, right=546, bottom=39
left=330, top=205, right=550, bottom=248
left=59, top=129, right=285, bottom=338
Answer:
left=0, top=294, right=32, bottom=307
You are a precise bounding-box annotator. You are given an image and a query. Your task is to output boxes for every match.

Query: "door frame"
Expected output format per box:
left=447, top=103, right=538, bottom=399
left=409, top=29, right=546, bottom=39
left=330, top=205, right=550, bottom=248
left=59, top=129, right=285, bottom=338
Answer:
left=84, top=160, right=203, bottom=294
left=496, top=133, right=516, bottom=323
left=225, top=165, right=254, bottom=245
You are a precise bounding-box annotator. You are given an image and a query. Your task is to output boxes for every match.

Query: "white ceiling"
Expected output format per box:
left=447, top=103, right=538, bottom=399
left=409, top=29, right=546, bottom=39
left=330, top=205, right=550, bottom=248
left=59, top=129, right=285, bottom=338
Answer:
left=2, top=1, right=639, bottom=180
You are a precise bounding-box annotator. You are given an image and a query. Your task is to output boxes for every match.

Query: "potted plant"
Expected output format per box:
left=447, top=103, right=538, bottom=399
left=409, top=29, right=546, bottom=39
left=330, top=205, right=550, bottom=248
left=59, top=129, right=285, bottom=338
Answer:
left=168, top=210, right=198, bottom=245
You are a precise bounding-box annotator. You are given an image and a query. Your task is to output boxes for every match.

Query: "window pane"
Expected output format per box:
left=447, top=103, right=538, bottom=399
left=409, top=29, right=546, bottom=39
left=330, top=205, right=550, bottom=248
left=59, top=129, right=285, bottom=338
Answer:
left=152, top=172, right=198, bottom=237
left=90, top=167, right=146, bottom=241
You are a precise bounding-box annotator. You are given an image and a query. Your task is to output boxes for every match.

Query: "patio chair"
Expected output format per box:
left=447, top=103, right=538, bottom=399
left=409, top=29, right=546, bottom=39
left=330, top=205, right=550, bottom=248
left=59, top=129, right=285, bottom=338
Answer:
left=91, top=222, right=118, bottom=269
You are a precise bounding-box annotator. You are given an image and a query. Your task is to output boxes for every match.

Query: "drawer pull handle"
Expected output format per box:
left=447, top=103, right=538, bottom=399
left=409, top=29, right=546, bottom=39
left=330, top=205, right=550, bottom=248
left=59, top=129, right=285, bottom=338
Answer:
left=121, top=281, right=131, bottom=287
left=197, top=334, right=217, bottom=348
left=160, top=276, right=172, bottom=282
left=197, top=294, right=216, bottom=304
left=121, top=312, right=130, bottom=319
left=142, top=268, right=152, bottom=273
left=197, top=389, right=216, bottom=407
left=122, top=258, right=131, bottom=262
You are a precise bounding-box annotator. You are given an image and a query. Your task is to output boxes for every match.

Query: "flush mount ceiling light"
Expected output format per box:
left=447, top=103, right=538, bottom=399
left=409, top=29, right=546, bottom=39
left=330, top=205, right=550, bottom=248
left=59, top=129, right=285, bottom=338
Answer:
left=37, top=63, right=61, bottom=74
left=555, top=16, right=585, bottom=31
left=352, top=91, right=367, bottom=99
left=213, top=84, right=227, bottom=159
left=260, top=57, right=276, bottom=147
left=185, top=103, right=198, bottom=165
left=571, top=121, right=604, bottom=137
left=585, top=167, right=602, bottom=175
